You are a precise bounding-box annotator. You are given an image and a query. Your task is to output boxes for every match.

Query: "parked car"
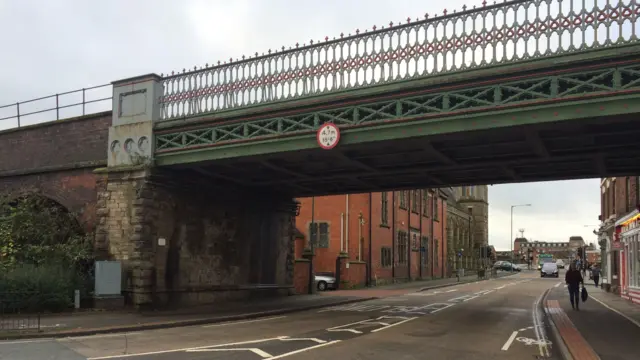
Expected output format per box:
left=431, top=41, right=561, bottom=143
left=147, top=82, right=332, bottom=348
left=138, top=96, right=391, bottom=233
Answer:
left=556, top=260, right=565, bottom=269
left=494, top=262, right=521, bottom=272
left=315, top=272, right=337, bottom=291
left=541, top=262, right=559, bottom=278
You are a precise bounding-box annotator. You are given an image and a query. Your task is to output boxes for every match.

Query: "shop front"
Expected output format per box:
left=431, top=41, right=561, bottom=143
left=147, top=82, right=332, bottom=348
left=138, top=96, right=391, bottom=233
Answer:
left=615, top=210, right=640, bottom=304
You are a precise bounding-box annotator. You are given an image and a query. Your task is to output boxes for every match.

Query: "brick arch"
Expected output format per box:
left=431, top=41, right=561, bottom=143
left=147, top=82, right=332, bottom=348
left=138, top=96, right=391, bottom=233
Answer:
left=0, top=168, right=102, bottom=231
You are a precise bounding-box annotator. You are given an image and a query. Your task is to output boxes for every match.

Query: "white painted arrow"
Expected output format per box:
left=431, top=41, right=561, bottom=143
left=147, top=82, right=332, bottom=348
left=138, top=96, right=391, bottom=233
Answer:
left=186, top=347, right=272, bottom=358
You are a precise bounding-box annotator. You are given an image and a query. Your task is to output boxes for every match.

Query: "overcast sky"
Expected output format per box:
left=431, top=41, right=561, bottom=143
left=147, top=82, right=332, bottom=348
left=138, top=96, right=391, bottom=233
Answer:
left=0, top=0, right=601, bottom=249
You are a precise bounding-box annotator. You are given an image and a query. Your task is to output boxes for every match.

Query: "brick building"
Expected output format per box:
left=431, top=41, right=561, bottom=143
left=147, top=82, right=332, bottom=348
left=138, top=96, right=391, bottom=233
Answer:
left=518, top=240, right=576, bottom=264
left=295, top=185, right=489, bottom=289
left=599, top=176, right=640, bottom=304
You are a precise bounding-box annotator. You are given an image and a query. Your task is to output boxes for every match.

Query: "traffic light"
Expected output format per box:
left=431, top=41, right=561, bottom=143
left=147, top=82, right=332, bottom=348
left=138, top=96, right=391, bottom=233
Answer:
left=577, top=247, right=583, bottom=258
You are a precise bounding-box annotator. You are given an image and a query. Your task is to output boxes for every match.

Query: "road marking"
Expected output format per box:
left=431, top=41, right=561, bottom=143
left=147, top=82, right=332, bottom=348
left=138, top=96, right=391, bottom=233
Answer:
left=202, top=316, right=287, bottom=328
left=61, top=332, right=144, bottom=341
left=326, top=315, right=413, bottom=334
left=0, top=339, right=53, bottom=345
left=501, top=331, right=518, bottom=351
left=86, top=337, right=286, bottom=359
left=515, top=337, right=553, bottom=346
left=371, top=317, right=417, bottom=332
left=428, top=303, right=455, bottom=314
left=445, top=289, right=458, bottom=292
left=517, top=326, right=535, bottom=332
left=186, top=347, right=272, bottom=357
left=278, top=336, right=326, bottom=344
left=495, top=285, right=506, bottom=290
left=268, top=340, right=341, bottom=359
left=533, top=290, right=551, bottom=358
left=554, top=283, right=561, bottom=288
left=590, top=294, right=640, bottom=329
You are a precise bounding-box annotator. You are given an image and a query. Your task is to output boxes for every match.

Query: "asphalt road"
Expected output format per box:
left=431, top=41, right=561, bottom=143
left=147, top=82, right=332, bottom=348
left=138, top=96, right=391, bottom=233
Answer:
left=0, top=271, right=563, bottom=360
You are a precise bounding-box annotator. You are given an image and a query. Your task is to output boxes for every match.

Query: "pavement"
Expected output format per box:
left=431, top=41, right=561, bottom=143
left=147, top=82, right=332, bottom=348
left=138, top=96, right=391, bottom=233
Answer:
left=545, top=277, right=640, bottom=360
left=0, top=270, right=564, bottom=360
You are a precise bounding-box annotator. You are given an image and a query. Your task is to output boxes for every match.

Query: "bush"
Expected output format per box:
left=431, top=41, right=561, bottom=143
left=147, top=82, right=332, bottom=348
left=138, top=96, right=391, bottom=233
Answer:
left=0, top=263, right=89, bottom=313
left=0, top=195, right=96, bottom=313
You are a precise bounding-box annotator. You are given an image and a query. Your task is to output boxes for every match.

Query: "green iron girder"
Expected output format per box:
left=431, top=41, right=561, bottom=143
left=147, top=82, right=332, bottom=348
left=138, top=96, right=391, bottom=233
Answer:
left=154, top=62, right=640, bottom=159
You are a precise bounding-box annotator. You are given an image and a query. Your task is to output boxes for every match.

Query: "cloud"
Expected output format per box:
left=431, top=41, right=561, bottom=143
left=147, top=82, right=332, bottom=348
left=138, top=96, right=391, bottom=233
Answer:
left=488, top=179, right=600, bottom=250
left=0, top=0, right=602, bottom=249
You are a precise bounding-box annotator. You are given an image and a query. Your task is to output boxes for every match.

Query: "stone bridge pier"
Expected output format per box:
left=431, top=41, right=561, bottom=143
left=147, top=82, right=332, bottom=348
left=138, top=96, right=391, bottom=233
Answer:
left=95, top=75, right=297, bottom=309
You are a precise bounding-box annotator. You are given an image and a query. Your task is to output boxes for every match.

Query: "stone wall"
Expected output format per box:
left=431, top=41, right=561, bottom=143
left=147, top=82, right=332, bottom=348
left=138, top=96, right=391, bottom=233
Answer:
left=95, top=167, right=296, bottom=308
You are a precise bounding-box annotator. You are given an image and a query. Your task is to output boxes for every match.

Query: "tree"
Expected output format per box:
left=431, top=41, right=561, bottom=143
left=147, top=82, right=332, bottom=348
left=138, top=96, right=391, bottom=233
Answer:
left=0, top=194, right=93, bottom=269
left=0, top=194, right=95, bottom=312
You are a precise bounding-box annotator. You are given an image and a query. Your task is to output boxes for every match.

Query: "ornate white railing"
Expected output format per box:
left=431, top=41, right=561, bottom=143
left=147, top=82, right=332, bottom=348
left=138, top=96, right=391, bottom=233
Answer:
left=159, top=0, right=640, bottom=120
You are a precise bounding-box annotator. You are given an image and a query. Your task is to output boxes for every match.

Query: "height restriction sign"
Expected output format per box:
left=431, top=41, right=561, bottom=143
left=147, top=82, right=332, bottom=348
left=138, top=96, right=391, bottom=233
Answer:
left=316, top=123, right=340, bottom=150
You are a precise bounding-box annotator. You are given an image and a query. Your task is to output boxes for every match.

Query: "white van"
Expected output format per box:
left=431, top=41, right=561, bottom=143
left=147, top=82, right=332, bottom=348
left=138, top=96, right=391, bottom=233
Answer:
left=541, top=262, right=559, bottom=278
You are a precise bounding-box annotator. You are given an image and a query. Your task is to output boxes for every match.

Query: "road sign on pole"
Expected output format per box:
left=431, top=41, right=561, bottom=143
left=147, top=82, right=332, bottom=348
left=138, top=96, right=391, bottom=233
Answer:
left=317, top=123, right=340, bottom=150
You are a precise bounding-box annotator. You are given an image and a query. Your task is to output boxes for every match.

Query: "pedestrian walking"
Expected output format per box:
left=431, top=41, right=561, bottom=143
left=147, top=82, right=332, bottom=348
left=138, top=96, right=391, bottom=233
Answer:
left=591, top=264, right=601, bottom=288
left=565, top=263, right=584, bottom=311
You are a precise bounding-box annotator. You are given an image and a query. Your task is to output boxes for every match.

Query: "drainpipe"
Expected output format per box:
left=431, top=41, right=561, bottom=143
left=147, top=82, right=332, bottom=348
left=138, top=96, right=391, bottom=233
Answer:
left=408, top=191, right=412, bottom=280
left=419, top=190, right=423, bottom=279
left=345, top=195, right=350, bottom=257
left=430, top=190, right=435, bottom=279
left=368, top=192, right=372, bottom=287
left=340, top=213, right=344, bottom=252
left=441, top=192, right=445, bottom=279
left=308, top=196, right=315, bottom=294
left=392, top=191, right=396, bottom=279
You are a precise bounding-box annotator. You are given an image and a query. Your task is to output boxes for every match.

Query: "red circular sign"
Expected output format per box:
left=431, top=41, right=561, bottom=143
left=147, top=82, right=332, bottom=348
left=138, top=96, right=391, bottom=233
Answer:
left=316, top=123, right=340, bottom=150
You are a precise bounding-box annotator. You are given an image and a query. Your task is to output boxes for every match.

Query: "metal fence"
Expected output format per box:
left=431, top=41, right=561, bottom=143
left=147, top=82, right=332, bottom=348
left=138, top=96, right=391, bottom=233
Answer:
left=0, top=84, right=112, bottom=131
left=0, top=297, right=41, bottom=332
left=159, top=0, right=640, bottom=120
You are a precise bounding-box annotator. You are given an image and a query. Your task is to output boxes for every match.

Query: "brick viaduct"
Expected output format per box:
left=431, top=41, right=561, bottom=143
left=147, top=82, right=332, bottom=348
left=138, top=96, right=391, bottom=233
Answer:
left=0, top=112, right=111, bottom=230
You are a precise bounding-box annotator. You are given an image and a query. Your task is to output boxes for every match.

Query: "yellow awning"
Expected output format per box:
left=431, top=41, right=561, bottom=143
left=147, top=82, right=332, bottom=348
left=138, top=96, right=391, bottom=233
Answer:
left=621, top=213, right=640, bottom=226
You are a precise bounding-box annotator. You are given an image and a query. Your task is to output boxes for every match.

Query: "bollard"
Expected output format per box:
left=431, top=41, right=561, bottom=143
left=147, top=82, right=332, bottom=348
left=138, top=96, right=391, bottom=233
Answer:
left=74, top=290, right=80, bottom=309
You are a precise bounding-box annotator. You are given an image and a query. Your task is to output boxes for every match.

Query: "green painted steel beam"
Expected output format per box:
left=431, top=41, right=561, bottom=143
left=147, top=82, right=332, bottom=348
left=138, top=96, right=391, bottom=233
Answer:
left=154, top=94, right=640, bottom=166
left=154, top=63, right=640, bottom=156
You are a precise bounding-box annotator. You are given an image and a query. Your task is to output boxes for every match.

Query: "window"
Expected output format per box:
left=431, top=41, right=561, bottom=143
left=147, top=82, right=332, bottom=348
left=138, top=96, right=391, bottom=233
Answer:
left=397, top=231, right=408, bottom=265
left=422, top=190, right=429, bottom=217
left=381, top=192, right=389, bottom=226
left=421, top=236, right=429, bottom=265
left=411, top=190, right=419, bottom=213
left=433, top=196, right=439, bottom=221
left=399, top=191, right=407, bottom=209
left=309, top=222, right=330, bottom=248
left=381, top=247, right=392, bottom=268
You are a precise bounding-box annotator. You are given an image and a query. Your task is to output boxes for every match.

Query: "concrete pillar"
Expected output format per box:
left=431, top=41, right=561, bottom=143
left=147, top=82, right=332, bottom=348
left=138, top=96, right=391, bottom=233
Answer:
left=94, top=74, right=163, bottom=308
left=107, top=74, right=162, bottom=168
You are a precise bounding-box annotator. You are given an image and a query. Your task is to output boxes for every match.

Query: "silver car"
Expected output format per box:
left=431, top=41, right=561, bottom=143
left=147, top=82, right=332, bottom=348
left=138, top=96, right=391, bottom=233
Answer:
left=315, top=272, right=337, bottom=291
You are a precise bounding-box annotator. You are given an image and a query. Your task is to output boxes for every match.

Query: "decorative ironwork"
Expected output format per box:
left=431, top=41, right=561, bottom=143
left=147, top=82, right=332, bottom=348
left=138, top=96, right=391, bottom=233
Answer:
left=155, top=63, right=640, bottom=152
left=160, top=0, right=640, bottom=120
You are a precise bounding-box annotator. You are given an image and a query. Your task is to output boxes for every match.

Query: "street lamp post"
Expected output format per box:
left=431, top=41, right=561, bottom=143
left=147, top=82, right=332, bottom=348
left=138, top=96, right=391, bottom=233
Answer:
left=510, top=204, right=532, bottom=272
